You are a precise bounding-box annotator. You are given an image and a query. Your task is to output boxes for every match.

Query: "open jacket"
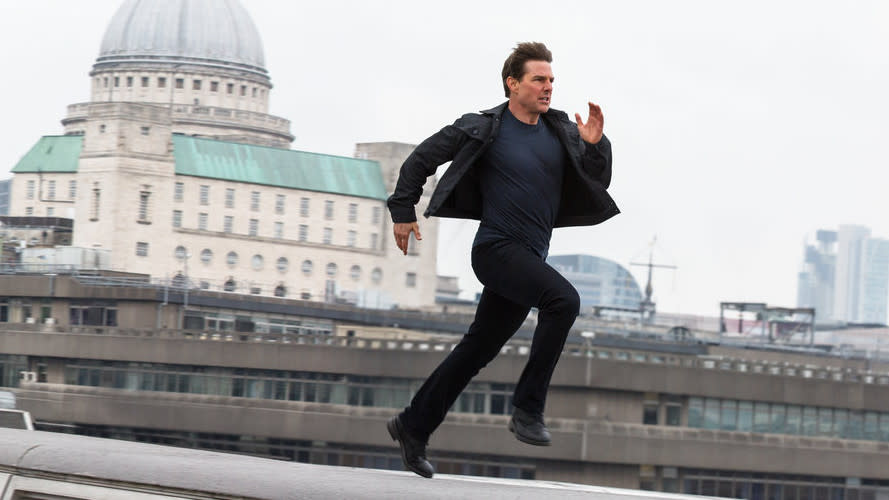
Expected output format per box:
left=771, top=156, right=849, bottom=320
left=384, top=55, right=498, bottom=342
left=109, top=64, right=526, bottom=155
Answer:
left=387, top=101, right=619, bottom=228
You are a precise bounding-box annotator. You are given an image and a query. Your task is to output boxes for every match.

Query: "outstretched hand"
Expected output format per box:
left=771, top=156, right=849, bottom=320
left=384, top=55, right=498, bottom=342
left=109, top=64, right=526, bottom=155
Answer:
left=575, top=101, right=604, bottom=144
left=393, top=222, right=421, bottom=255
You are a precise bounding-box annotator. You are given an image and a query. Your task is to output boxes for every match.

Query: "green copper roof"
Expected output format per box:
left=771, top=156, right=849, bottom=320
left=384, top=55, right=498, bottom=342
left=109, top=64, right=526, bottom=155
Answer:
left=172, top=135, right=388, bottom=200
left=10, top=135, right=388, bottom=201
left=11, top=136, right=83, bottom=173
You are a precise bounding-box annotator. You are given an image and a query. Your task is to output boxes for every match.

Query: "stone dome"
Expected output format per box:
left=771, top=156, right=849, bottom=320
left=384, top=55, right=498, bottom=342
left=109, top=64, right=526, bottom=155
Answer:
left=95, top=0, right=267, bottom=78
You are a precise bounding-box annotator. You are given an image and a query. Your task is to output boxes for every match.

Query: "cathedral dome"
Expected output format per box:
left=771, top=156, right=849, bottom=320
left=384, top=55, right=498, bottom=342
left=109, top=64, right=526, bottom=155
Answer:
left=95, top=0, right=267, bottom=78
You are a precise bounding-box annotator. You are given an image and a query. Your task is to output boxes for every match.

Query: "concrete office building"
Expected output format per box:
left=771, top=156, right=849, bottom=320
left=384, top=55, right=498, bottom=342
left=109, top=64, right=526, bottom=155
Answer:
left=7, top=0, right=439, bottom=309
left=4, top=272, right=889, bottom=495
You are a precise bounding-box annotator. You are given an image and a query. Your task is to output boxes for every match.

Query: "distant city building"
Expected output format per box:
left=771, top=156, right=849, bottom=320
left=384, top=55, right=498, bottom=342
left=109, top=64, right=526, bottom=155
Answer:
left=798, top=225, right=889, bottom=324
left=6, top=0, right=438, bottom=309
left=547, top=254, right=643, bottom=311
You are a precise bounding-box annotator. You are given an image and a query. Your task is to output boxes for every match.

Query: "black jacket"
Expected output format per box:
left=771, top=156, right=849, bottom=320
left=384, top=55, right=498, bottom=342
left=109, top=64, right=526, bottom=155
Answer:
left=387, top=101, right=619, bottom=228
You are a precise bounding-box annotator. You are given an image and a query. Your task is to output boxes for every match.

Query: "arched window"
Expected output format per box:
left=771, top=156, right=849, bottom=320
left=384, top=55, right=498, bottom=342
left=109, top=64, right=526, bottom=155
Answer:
left=326, top=263, right=338, bottom=277
left=276, top=257, right=289, bottom=273
left=223, top=278, right=236, bottom=292
left=371, top=267, right=383, bottom=284
left=226, top=251, right=238, bottom=267
left=200, top=249, right=213, bottom=265
left=301, top=260, right=313, bottom=276
left=350, top=265, right=361, bottom=281
left=174, top=245, right=187, bottom=260
left=274, top=284, right=286, bottom=297
left=251, top=254, right=264, bottom=271
left=172, top=273, right=186, bottom=288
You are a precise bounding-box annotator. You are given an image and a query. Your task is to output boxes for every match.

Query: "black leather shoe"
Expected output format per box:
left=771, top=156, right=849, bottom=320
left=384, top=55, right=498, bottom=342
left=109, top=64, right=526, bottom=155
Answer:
left=387, top=415, right=434, bottom=478
left=509, top=407, right=552, bottom=446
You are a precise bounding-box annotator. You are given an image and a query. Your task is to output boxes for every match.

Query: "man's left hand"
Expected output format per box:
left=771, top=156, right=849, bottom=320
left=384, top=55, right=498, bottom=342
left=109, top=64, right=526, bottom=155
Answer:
left=575, top=101, right=604, bottom=144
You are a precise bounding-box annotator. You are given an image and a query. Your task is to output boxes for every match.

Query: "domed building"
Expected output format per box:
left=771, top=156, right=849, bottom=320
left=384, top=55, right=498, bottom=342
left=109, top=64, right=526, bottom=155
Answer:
left=7, top=0, right=438, bottom=310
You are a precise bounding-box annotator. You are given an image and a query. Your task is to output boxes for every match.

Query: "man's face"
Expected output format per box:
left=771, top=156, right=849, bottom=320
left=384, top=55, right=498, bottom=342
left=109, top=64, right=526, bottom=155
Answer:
left=508, top=60, right=554, bottom=115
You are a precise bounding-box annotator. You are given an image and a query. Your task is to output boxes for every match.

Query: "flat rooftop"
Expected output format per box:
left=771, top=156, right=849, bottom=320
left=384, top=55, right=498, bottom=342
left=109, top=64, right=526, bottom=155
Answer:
left=0, top=428, right=720, bottom=499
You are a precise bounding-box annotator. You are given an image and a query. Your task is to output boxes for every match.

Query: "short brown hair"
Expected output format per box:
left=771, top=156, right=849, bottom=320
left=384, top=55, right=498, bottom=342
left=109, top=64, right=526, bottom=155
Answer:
left=501, top=42, right=553, bottom=98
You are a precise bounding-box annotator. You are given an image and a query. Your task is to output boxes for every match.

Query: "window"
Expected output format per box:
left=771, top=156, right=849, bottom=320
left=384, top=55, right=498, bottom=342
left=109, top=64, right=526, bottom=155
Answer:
left=407, top=234, right=420, bottom=256
left=324, top=200, right=334, bottom=220
left=174, top=182, right=184, bottom=202
left=347, top=230, right=356, bottom=247
left=114, top=76, right=120, bottom=87
left=192, top=79, right=201, bottom=90
left=252, top=87, right=257, bottom=97
left=274, top=285, right=286, bottom=297
left=301, top=260, right=313, bottom=276
left=158, top=77, right=166, bottom=88
left=227, top=83, right=234, bottom=94
left=126, top=76, right=133, bottom=87
left=251, top=254, right=264, bottom=270
left=224, top=216, right=233, bottom=233
left=406, top=272, right=417, bottom=288
left=136, top=242, right=148, bottom=256
left=249, top=219, right=258, bottom=236
left=371, top=268, right=383, bottom=284
left=210, top=81, right=219, bottom=92
left=326, top=263, right=338, bottom=277
left=276, top=257, right=289, bottom=273
left=300, top=197, right=309, bottom=217
left=175, top=78, right=184, bottom=89
left=370, top=233, right=378, bottom=250
left=141, top=76, right=149, bottom=87
left=643, top=404, right=658, bottom=425
left=25, top=207, right=33, bottom=216
left=240, top=85, right=247, bottom=96
left=350, top=265, right=361, bottom=281
left=226, top=251, right=238, bottom=267
left=69, top=180, right=77, bottom=199
left=200, top=249, right=212, bottom=264
left=26, top=180, right=34, bottom=199
left=46, top=207, right=54, bottom=217
left=91, top=185, right=101, bottom=220
left=198, top=212, right=208, bottom=230
left=323, top=227, right=332, bottom=244
left=174, top=245, right=187, bottom=260
left=140, top=126, right=150, bottom=136
left=274, top=222, right=283, bottom=239
left=199, top=185, right=209, bottom=205
left=372, top=206, right=382, bottom=224
left=99, top=124, right=106, bottom=133
left=275, top=194, right=285, bottom=214
left=251, top=191, right=260, bottom=211
left=298, top=224, right=308, bottom=242
left=46, top=180, right=55, bottom=200
left=225, top=188, right=235, bottom=208
left=666, top=404, right=682, bottom=426
left=138, top=191, right=151, bottom=222
left=348, top=203, right=358, bottom=223
left=224, top=279, right=236, bottom=292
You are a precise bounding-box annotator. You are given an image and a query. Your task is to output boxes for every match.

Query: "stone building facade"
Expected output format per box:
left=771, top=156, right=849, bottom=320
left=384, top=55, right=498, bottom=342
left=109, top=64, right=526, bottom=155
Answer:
left=7, top=0, right=438, bottom=309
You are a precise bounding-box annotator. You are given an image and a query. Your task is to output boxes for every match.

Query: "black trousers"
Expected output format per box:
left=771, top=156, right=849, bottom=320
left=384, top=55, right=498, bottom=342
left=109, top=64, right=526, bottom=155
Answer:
left=401, top=238, right=580, bottom=442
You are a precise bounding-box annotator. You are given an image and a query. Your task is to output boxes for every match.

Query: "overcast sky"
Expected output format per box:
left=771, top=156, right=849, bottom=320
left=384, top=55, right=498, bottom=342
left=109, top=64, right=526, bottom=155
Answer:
left=2, top=1, right=888, bottom=317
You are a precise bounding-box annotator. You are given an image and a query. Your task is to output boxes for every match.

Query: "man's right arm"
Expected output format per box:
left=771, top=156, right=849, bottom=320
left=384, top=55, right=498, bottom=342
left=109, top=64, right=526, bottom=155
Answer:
left=386, top=121, right=469, bottom=223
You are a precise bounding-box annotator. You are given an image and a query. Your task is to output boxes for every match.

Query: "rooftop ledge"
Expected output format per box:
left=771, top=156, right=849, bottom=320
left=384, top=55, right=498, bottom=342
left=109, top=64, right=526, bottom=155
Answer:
left=0, top=428, right=718, bottom=500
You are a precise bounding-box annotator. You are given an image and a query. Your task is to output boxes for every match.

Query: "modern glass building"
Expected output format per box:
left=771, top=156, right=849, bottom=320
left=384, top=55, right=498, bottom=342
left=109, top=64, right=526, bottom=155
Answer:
left=547, top=254, right=643, bottom=310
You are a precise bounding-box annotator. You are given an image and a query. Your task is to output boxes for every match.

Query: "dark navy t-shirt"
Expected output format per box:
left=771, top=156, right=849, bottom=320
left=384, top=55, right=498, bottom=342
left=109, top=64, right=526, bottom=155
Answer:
left=472, top=109, right=566, bottom=258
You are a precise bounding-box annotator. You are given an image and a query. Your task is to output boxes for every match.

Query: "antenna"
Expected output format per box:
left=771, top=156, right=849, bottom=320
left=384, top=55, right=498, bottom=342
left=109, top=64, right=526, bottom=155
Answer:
left=630, top=236, right=677, bottom=323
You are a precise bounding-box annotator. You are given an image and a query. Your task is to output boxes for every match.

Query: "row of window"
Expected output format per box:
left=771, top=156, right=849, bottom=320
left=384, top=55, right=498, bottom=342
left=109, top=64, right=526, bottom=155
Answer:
left=172, top=212, right=382, bottom=249
left=62, top=362, right=511, bottom=415
left=25, top=179, right=76, bottom=201
left=680, top=468, right=889, bottom=500
left=97, top=75, right=265, bottom=98
left=688, top=397, right=889, bottom=442
left=175, top=183, right=383, bottom=224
